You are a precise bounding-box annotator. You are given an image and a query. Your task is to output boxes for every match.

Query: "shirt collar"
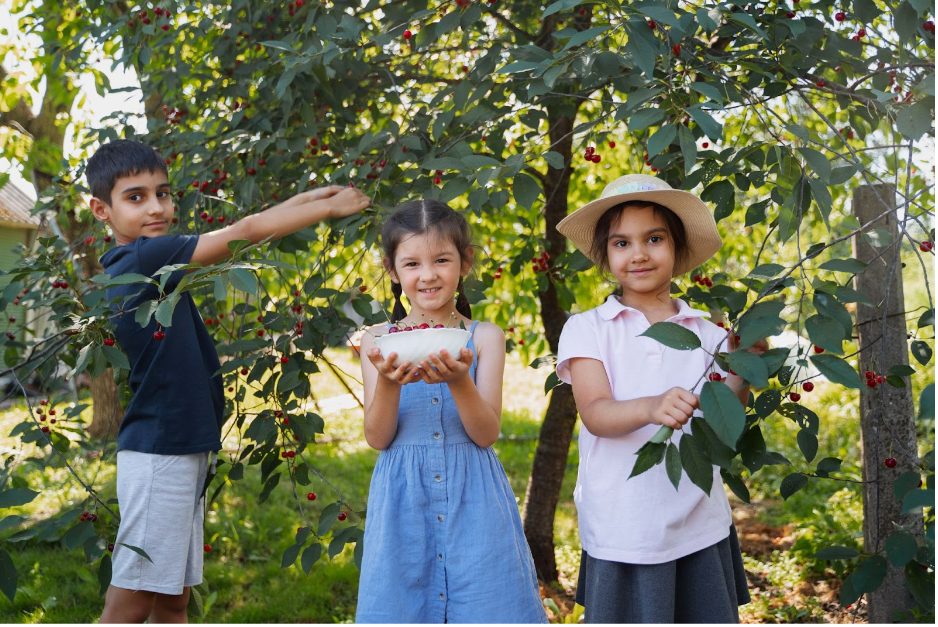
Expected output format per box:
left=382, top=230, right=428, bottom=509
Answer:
left=597, top=295, right=711, bottom=322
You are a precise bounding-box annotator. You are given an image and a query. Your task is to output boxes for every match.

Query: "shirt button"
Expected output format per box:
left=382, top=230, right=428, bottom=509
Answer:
left=437, top=553, right=443, bottom=560
left=434, top=474, right=442, bottom=482
left=433, top=432, right=441, bottom=440
left=439, top=593, right=445, bottom=600
left=437, top=514, right=445, bottom=522
left=431, top=397, right=440, bottom=405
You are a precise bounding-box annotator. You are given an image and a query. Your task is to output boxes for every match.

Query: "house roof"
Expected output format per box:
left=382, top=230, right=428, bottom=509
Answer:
left=0, top=179, right=40, bottom=230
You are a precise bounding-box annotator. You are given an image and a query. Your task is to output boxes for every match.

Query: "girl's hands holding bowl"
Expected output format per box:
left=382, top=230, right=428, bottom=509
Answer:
left=367, top=348, right=421, bottom=386
left=416, top=348, right=474, bottom=385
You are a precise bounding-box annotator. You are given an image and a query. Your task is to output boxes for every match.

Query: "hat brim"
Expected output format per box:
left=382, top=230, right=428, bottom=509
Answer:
left=556, top=189, right=722, bottom=276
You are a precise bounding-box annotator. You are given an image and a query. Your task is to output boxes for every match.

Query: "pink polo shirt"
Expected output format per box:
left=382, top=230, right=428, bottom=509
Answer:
left=557, top=296, right=733, bottom=565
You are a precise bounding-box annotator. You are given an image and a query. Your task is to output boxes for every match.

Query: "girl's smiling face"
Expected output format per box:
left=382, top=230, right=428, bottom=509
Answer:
left=389, top=231, right=469, bottom=317
left=606, top=204, right=676, bottom=301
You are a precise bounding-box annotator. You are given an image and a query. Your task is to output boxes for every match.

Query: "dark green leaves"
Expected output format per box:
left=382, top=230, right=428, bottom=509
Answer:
left=640, top=322, right=701, bottom=350
left=699, top=381, right=746, bottom=449
left=780, top=472, right=809, bottom=499
left=0, top=549, right=15, bottom=602
left=512, top=173, right=541, bottom=209
left=0, top=488, right=38, bottom=508
left=665, top=442, right=682, bottom=489
left=810, top=354, right=860, bottom=388
left=679, top=433, right=713, bottom=495
left=736, top=301, right=785, bottom=349
left=629, top=441, right=666, bottom=478
left=725, top=351, right=769, bottom=388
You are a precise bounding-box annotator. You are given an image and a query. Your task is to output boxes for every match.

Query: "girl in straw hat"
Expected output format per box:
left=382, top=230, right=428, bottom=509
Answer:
left=554, top=174, right=758, bottom=623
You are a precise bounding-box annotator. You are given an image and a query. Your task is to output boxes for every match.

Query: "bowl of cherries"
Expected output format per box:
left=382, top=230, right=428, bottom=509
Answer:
left=374, top=323, right=471, bottom=365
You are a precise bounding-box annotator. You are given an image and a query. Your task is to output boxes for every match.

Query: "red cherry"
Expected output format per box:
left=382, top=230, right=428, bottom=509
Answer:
left=41, top=426, right=50, bottom=433
left=647, top=19, right=656, bottom=29
left=388, top=326, right=400, bottom=333
left=608, top=141, right=616, bottom=148
left=816, top=79, right=826, bottom=87
left=857, top=28, right=866, bottom=37
left=280, top=356, right=289, bottom=364
left=813, top=345, right=824, bottom=354
left=240, top=368, right=249, bottom=375
left=257, top=329, right=265, bottom=337
left=591, top=154, right=602, bottom=163
left=884, top=457, right=897, bottom=468
left=835, top=11, right=846, bottom=22
left=708, top=372, right=723, bottom=382
left=433, top=324, right=445, bottom=329
left=39, top=400, right=47, bottom=406
left=789, top=392, right=801, bottom=402
left=803, top=381, right=815, bottom=392
left=403, top=29, right=413, bottom=40
left=925, top=20, right=935, bottom=34
left=671, top=44, right=681, bottom=55
left=786, top=11, right=795, bottom=18
left=103, top=338, right=115, bottom=347
left=204, top=543, right=212, bottom=553
left=286, top=450, right=296, bottom=458
left=247, top=167, right=257, bottom=175
left=104, top=236, right=112, bottom=243
left=919, top=241, right=933, bottom=252
left=108, top=543, right=114, bottom=552
left=161, top=24, right=169, bottom=31
left=153, top=330, right=166, bottom=341
left=337, top=512, right=348, bottom=521
left=876, top=375, right=885, bottom=384
left=306, top=492, right=317, bottom=501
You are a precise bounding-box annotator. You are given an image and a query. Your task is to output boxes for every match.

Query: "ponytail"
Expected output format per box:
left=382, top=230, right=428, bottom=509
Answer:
left=455, top=278, right=472, bottom=320
left=391, top=282, right=408, bottom=322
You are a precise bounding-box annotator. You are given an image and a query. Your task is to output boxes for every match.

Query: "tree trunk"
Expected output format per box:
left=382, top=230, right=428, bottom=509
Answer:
left=853, top=184, right=922, bottom=622
left=522, top=103, right=580, bottom=584
left=87, top=371, right=122, bottom=438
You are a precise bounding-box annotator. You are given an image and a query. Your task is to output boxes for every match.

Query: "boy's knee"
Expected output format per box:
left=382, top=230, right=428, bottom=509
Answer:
left=101, top=586, right=155, bottom=623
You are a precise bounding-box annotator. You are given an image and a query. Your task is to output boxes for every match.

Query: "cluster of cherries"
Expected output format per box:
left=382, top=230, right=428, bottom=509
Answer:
left=36, top=399, right=56, bottom=433
left=583, top=146, right=602, bottom=163
left=79, top=511, right=99, bottom=523
left=532, top=251, right=550, bottom=273
left=128, top=7, right=172, bottom=30
left=388, top=323, right=446, bottom=333
left=864, top=369, right=886, bottom=388
left=692, top=274, right=714, bottom=288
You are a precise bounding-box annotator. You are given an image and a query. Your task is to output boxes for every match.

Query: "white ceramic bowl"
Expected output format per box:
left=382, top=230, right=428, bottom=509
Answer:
left=374, top=327, right=471, bottom=365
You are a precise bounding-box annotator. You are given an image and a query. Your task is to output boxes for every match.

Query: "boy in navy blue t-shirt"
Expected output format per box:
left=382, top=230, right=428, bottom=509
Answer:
left=88, top=139, right=369, bottom=622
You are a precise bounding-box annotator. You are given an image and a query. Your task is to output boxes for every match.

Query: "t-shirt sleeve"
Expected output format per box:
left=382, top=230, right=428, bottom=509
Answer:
left=556, top=312, right=603, bottom=385
left=134, top=235, right=199, bottom=289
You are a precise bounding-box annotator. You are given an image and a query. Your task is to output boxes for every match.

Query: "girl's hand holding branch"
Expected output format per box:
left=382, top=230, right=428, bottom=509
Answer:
left=649, top=387, right=699, bottom=430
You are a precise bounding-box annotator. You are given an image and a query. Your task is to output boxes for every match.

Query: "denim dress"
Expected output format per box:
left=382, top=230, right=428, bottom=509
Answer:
left=356, top=322, right=547, bottom=623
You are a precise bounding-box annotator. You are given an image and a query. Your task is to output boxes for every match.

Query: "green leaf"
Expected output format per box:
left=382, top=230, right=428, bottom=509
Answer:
left=229, top=268, right=258, bottom=295
left=679, top=433, right=713, bottom=495
left=816, top=457, right=842, bottom=477
left=840, top=556, right=887, bottom=606
left=0, top=488, right=38, bottom=508
left=512, top=173, right=541, bottom=209
left=561, top=25, right=610, bottom=51
left=811, top=354, right=860, bottom=389
left=118, top=543, right=153, bottom=563
left=92, top=272, right=156, bottom=287
left=919, top=384, right=934, bottom=420
left=301, top=543, right=322, bottom=575
left=647, top=124, right=677, bottom=158
left=665, top=442, right=682, bottom=489
left=101, top=345, right=130, bottom=371
left=154, top=295, right=180, bottom=328
left=677, top=126, right=697, bottom=175
left=816, top=545, right=859, bottom=560
left=726, top=351, right=769, bottom=388
left=780, top=472, right=808, bottom=499
left=893, top=471, right=921, bottom=501
left=318, top=502, right=341, bottom=535
left=629, top=441, right=666, bottom=478
left=901, top=489, right=934, bottom=513
left=910, top=341, right=932, bottom=366
left=628, top=108, right=666, bottom=132
left=639, top=322, right=701, bottom=350
left=721, top=470, right=750, bottom=503
left=134, top=299, right=158, bottom=328
left=805, top=314, right=845, bottom=354
left=544, top=371, right=563, bottom=395
left=819, top=258, right=867, bottom=274
left=690, top=82, right=724, bottom=105
left=754, top=389, right=782, bottom=417
left=687, top=105, right=722, bottom=140
left=699, top=381, right=746, bottom=449
left=543, top=0, right=582, bottom=18
left=543, top=151, right=564, bottom=170
left=798, top=147, right=831, bottom=181
left=0, top=549, right=15, bottom=602
left=918, top=308, right=934, bottom=328
left=97, top=554, right=111, bottom=596
left=649, top=425, right=673, bottom=444
left=281, top=542, right=302, bottom=568
left=797, top=429, right=818, bottom=463
left=736, top=301, right=785, bottom=349
left=885, top=531, right=918, bottom=567
left=896, top=99, right=934, bottom=141
left=701, top=180, right=735, bottom=221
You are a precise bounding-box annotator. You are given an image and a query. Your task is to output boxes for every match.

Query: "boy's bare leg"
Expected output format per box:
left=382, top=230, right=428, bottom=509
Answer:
left=149, top=587, right=191, bottom=623
left=100, top=585, right=156, bottom=623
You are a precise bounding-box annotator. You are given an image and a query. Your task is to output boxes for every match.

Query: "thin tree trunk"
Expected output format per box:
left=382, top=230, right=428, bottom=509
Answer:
left=522, top=105, right=580, bottom=584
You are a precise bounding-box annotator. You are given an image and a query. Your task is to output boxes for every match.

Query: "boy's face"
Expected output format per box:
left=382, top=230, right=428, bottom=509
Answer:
left=90, top=170, right=174, bottom=246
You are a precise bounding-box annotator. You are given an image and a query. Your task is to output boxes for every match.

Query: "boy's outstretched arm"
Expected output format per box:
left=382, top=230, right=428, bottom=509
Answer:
left=190, top=185, right=370, bottom=265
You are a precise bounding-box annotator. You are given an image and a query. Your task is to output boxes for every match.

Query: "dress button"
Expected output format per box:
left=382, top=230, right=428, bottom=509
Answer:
left=437, top=553, right=443, bottom=560
left=434, top=474, right=442, bottom=482
left=437, top=514, right=445, bottom=522
left=433, top=432, right=441, bottom=440
left=439, top=593, right=445, bottom=600
left=431, top=397, right=440, bottom=405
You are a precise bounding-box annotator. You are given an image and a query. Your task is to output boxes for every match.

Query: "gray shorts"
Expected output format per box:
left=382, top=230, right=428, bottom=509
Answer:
left=110, top=451, right=210, bottom=595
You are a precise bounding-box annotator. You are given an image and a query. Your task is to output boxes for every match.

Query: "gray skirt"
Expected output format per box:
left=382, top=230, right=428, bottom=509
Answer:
left=576, top=525, right=750, bottom=623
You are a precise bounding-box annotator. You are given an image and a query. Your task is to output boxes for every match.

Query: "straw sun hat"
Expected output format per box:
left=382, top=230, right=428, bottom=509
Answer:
left=556, top=174, right=722, bottom=276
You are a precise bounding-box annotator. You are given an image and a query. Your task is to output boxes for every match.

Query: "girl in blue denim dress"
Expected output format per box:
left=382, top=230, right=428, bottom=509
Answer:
left=355, top=199, right=546, bottom=623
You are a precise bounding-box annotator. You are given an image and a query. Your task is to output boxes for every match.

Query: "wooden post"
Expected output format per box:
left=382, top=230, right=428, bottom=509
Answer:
left=852, top=184, right=922, bottom=622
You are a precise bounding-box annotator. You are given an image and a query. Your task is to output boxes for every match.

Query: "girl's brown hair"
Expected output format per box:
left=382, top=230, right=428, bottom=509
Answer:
left=381, top=199, right=473, bottom=322
left=589, top=201, right=689, bottom=274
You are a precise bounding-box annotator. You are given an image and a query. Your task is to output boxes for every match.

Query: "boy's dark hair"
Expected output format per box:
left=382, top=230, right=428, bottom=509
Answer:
left=86, top=139, right=168, bottom=205
left=590, top=201, right=689, bottom=274
left=381, top=199, right=473, bottom=322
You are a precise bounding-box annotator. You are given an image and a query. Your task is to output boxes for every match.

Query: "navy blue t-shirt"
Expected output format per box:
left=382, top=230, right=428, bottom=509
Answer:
left=100, top=235, right=224, bottom=454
